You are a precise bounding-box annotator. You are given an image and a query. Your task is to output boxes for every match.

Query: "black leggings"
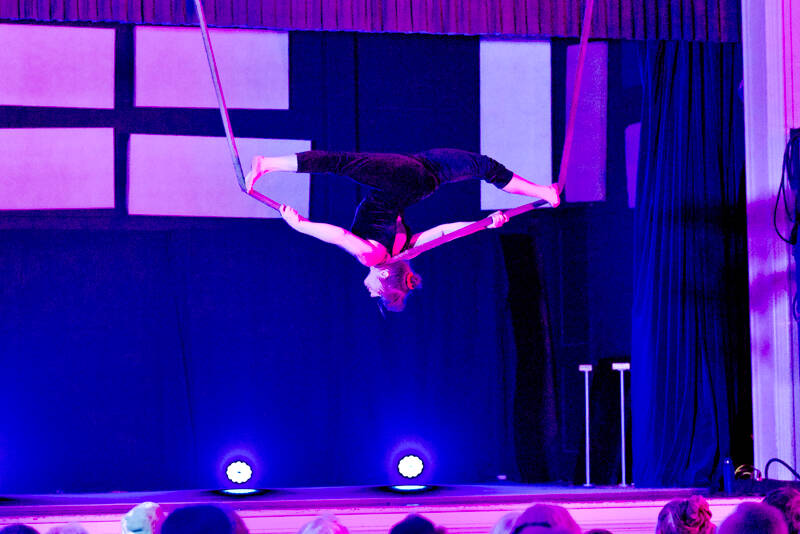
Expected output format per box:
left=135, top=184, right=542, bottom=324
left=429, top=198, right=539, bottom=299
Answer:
left=296, top=151, right=436, bottom=200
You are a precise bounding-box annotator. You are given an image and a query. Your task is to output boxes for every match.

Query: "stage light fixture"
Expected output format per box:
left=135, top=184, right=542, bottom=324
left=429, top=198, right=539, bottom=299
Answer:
left=226, top=460, right=253, bottom=484
left=391, top=485, right=428, bottom=491
left=397, top=454, right=424, bottom=479
left=221, top=488, right=258, bottom=495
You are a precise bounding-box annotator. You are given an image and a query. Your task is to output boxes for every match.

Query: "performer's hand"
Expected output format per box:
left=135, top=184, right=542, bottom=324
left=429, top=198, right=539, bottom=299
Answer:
left=487, top=210, right=509, bottom=229
left=279, top=204, right=304, bottom=227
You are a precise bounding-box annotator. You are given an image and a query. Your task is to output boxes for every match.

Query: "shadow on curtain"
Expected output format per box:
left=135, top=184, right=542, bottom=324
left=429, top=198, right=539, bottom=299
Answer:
left=632, top=40, right=751, bottom=487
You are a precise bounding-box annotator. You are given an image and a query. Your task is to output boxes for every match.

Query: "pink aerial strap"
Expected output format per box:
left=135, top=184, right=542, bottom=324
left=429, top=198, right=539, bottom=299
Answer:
left=193, top=0, right=281, bottom=211
left=385, top=0, right=595, bottom=265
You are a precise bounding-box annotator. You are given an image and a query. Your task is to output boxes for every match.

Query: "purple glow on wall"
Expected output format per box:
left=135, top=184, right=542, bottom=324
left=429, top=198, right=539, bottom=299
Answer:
left=625, top=123, right=641, bottom=208
left=0, top=128, right=114, bottom=210
left=0, top=24, right=115, bottom=109
left=134, top=27, right=289, bottom=110
left=128, top=135, right=309, bottom=218
left=565, top=43, right=607, bottom=203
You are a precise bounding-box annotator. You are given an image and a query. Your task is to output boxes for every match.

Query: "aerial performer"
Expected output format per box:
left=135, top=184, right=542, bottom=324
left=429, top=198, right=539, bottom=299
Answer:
left=245, top=149, right=562, bottom=311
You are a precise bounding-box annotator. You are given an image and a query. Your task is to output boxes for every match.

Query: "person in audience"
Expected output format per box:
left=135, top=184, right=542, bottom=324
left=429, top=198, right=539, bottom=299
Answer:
left=390, top=514, right=445, bottom=534
left=718, top=502, right=788, bottom=534
left=763, top=486, right=800, bottom=534
left=490, top=512, right=521, bottom=534
left=122, top=502, right=166, bottom=534
left=0, top=525, right=40, bottom=534
left=511, top=504, right=581, bottom=534
left=246, top=149, right=561, bottom=311
left=297, top=516, right=349, bottom=534
left=161, top=504, right=248, bottom=534
left=655, top=496, right=715, bottom=534
left=585, top=530, right=613, bottom=534
left=45, top=525, right=88, bottom=534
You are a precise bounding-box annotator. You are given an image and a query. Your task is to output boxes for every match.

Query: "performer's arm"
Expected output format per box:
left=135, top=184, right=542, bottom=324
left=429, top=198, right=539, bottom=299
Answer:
left=409, top=211, right=509, bottom=248
left=279, top=205, right=387, bottom=266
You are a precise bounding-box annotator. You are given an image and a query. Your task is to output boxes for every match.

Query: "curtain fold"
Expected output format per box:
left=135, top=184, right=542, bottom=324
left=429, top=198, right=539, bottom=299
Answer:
left=632, top=40, right=749, bottom=487
left=3, top=0, right=741, bottom=41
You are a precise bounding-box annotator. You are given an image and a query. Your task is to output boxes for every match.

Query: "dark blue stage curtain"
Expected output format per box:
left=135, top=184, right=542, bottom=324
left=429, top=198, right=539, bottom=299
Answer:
left=632, top=40, right=750, bottom=487
left=1, top=0, right=740, bottom=41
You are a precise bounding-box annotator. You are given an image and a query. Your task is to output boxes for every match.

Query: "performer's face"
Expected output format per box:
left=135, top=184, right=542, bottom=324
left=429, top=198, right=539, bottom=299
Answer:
left=363, top=267, right=387, bottom=297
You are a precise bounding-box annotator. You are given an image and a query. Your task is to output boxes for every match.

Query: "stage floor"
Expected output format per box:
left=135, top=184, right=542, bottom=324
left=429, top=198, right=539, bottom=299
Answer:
left=0, top=484, right=758, bottom=534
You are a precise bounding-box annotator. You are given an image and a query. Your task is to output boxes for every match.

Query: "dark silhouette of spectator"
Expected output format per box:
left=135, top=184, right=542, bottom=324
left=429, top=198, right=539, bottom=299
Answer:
left=764, top=486, right=800, bottom=534
left=511, top=504, right=581, bottom=534
left=390, top=514, right=445, bottom=534
left=718, top=502, right=788, bottom=534
left=0, top=525, right=40, bottom=534
left=656, top=496, right=715, bottom=534
left=162, top=505, right=248, bottom=534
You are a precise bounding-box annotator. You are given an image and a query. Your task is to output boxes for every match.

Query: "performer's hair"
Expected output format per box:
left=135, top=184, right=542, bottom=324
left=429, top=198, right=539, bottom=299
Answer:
left=764, top=487, right=800, bottom=534
left=296, top=515, right=349, bottom=534
left=376, top=261, right=422, bottom=312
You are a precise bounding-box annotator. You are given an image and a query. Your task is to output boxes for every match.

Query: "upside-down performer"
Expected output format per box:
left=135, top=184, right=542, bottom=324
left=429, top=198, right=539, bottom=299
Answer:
left=245, top=149, right=561, bottom=311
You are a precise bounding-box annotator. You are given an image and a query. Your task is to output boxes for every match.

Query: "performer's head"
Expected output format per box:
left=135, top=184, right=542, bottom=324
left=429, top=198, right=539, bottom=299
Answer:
left=363, top=261, right=422, bottom=312
left=656, top=496, right=715, bottom=534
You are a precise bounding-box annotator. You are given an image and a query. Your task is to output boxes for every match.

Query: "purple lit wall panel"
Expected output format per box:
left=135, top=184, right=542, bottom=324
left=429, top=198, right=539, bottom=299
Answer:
left=786, top=0, right=800, bottom=127
left=134, top=27, right=289, bottom=110
left=479, top=39, right=552, bottom=210
left=565, top=42, right=608, bottom=203
left=626, top=122, right=641, bottom=208
left=0, top=128, right=114, bottom=210
left=0, top=24, right=114, bottom=109
left=128, top=135, right=310, bottom=218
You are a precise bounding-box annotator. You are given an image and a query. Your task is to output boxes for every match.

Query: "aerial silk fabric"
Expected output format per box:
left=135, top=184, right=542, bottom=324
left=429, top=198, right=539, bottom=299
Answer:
left=2, top=0, right=740, bottom=41
left=632, top=40, right=749, bottom=487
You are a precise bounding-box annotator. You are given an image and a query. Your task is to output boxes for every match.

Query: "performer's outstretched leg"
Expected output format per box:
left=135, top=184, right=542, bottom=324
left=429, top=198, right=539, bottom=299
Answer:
left=502, top=175, right=562, bottom=207
left=245, top=154, right=298, bottom=191
left=247, top=151, right=431, bottom=197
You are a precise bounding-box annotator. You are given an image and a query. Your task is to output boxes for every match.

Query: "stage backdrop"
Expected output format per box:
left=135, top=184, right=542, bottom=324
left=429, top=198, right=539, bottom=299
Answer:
left=0, top=27, right=749, bottom=492
left=0, top=31, right=524, bottom=493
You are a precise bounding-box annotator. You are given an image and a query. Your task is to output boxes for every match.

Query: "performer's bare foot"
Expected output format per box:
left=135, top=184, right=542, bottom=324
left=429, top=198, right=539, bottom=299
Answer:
left=245, top=156, right=272, bottom=192
left=544, top=183, right=562, bottom=207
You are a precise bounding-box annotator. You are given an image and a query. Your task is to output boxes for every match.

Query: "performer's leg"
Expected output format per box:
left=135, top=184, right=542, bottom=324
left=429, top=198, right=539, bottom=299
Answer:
left=502, top=175, right=562, bottom=207
left=245, top=154, right=297, bottom=191
left=249, top=151, right=427, bottom=197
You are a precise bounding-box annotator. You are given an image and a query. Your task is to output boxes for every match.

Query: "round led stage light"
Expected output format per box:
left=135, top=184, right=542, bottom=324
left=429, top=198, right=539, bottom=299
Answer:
left=397, top=454, right=424, bottom=479
left=226, top=460, right=253, bottom=484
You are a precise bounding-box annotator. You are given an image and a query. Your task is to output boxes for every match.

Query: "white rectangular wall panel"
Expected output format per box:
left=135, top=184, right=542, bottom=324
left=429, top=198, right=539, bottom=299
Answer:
left=564, top=42, right=608, bottom=203
left=480, top=39, right=552, bottom=210
left=135, top=27, right=289, bottom=109
left=0, top=128, right=114, bottom=210
left=128, top=135, right=310, bottom=218
left=0, top=24, right=115, bottom=109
